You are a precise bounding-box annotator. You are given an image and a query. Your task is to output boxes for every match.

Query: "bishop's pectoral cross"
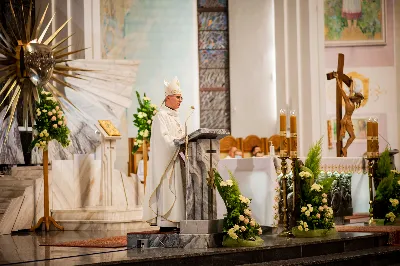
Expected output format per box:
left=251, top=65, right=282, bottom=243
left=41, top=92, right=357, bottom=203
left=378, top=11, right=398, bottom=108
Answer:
left=326, top=53, right=353, bottom=157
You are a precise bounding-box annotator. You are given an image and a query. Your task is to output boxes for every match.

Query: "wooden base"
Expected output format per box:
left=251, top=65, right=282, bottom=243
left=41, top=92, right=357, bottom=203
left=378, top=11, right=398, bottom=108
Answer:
left=31, top=216, right=64, bottom=231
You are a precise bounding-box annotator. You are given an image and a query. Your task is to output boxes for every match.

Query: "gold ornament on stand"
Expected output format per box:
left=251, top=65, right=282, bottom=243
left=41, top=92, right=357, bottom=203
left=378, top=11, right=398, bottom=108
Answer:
left=278, top=109, right=293, bottom=237
left=0, top=0, right=88, bottom=144
left=366, top=117, right=379, bottom=225
left=0, top=0, right=90, bottom=231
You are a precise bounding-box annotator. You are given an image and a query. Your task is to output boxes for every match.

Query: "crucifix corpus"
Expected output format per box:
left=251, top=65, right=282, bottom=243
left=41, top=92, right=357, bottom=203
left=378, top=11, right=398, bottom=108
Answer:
left=326, top=53, right=364, bottom=157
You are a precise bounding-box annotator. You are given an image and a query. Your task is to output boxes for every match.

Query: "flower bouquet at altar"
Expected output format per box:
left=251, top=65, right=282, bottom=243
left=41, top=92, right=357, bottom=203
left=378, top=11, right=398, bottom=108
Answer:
left=372, top=150, right=400, bottom=225
left=213, top=169, right=263, bottom=247
left=132, top=91, right=158, bottom=153
left=291, top=138, right=336, bottom=237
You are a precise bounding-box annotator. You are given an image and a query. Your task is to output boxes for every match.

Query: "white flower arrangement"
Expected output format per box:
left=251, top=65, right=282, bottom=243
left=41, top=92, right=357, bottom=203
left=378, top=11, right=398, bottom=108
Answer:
left=214, top=170, right=263, bottom=246
left=310, top=183, right=323, bottom=192
left=132, top=91, right=157, bottom=154
left=296, top=181, right=335, bottom=232
left=389, top=198, right=399, bottom=207
left=31, top=88, right=70, bottom=150
left=299, top=171, right=312, bottom=179
left=386, top=212, right=396, bottom=223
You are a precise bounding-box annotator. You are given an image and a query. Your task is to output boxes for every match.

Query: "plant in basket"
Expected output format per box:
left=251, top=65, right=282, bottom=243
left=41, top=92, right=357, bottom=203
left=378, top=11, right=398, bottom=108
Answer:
left=132, top=91, right=157, bottom=153
left=292, top=138, right=336, bottom=237
left=213, top=169, right=263, bottom=247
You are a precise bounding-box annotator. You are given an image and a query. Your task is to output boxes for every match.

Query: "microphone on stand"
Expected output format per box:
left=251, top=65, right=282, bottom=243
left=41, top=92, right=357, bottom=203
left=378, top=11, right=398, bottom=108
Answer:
left=379, top=133, right=392, bottom=150
left=184, top=106, right=195, bottom=224
left=378, top=133, right=399, bottom=170
left=185, top=106, right=195, bottom=163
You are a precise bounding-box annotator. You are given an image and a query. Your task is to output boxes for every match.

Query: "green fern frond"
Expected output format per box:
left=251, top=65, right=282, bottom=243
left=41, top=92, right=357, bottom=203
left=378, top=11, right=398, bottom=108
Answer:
left=376, top=149, right=391, bottom=180
left=304, top=137, right=323, bottom=180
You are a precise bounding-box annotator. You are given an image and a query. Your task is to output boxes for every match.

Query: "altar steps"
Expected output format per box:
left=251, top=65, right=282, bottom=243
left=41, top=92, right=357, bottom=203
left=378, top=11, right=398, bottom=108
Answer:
left=344, top=213, right=370, bottom=224
left=120, top=232, right=390, bottom=266
left=246, top=246, right=400, bottom=266
left=0, top=171, right=41, bottom=225
left=51, top=207, right=152, bottom=231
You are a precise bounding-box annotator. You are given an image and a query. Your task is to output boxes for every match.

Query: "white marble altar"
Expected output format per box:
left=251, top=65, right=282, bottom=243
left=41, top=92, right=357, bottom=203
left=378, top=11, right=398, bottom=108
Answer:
left=217, top=157, right=278, bottom=226
left=318, top=157, right=369, bottom=214
left=0, top=153, right=149, bottom=234
left=50, top=153, right=149, bottom=230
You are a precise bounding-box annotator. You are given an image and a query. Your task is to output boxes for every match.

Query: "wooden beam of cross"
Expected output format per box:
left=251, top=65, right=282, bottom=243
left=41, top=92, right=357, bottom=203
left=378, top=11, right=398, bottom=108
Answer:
left=326, top=53, right=353, bottom=157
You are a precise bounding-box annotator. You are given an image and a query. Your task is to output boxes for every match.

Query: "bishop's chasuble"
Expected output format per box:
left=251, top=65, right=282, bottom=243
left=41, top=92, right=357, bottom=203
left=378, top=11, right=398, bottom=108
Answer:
left=143, top=105, right=185, bottom=227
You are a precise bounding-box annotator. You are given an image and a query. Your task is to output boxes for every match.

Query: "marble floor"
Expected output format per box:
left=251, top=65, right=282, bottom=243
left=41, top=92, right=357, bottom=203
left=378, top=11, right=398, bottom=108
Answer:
left=0, top=229, right=395, bottom=266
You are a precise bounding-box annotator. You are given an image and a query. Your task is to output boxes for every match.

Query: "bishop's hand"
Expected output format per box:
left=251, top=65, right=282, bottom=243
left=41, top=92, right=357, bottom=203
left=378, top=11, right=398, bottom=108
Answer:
left=173, top=138, right=185, bottom=147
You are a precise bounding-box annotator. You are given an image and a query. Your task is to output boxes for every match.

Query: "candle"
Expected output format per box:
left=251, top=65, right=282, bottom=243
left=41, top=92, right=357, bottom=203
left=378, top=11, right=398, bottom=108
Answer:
left=373, top=118, right=379, bottom=156
left=279, top=109, right=288, bottom=156
left=290, top=110, right=297, bottom=158
left=367, top=118, right=373, bottom=158
left=280, top=109, right=286, bottom=132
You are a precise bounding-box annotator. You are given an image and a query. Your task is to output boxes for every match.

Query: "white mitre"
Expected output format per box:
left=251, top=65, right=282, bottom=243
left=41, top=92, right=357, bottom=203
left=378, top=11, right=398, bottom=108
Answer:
left=164, top=76, right=182, bottom=96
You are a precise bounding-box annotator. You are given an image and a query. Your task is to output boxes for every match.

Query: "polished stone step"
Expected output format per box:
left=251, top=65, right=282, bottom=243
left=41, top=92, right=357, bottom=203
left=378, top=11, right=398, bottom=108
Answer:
left=51, top=207, right=143, bottom=221
left=0, top=179, right=34, bottom=187
left=54, top=219, right=152, bottom=231
left=121, top=232, right=389, bottom=266
left=245, top=246, right=400, bottom=265
left=11, top=166, right=44, bottom=180
left=128, top=232, right=223, bottom=248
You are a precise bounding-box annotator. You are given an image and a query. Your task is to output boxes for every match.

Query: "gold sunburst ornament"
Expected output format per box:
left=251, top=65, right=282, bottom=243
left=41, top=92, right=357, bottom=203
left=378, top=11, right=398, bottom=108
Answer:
left=0, top=0, right=87, bottom=145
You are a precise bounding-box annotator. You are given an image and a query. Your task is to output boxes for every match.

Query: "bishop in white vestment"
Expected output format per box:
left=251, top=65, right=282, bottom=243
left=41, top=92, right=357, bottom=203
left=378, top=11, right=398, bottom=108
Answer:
left=143, top=77, right=185, bottom=229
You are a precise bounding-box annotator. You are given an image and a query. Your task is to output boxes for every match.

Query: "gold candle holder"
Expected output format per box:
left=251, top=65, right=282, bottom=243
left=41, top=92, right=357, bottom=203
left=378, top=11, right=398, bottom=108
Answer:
left=289, top=110, right=297, bottom=158
left=278, top=156, right=293, bottom=237
left=366, top=158, right=377, bottom=226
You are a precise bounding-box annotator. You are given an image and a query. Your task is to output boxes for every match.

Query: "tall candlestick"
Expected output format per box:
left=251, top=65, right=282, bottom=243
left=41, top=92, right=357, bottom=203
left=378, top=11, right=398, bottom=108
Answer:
left=289, top=110, right=297, bottom=158
left=279, top=109, right=288, bottom=157
left=372, top=118, right=379, bottom=157
left=367, top=118, right=373, bottom=158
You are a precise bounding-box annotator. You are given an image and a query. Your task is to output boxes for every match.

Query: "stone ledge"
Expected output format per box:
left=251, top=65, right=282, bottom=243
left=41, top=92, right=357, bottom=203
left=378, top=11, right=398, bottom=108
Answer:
left=180, top=219, right=223, bottom=234
left=127, top=232, right=223, bottom=248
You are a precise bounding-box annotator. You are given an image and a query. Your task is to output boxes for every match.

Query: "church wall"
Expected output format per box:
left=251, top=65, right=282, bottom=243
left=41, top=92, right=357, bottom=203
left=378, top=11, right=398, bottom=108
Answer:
left=95, top=0, right=200, bottom=138
left=229, top=0, right=277, bottom=138
left=37, top=0, right=201, bottom=173
left=324, top=0, right=398, bottom=159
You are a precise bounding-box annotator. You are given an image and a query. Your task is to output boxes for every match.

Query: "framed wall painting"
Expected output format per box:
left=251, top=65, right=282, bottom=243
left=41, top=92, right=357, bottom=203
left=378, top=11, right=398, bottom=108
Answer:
left=324, top=0, right=386, bottom=47
left=328, top=117, right=369, bottom=145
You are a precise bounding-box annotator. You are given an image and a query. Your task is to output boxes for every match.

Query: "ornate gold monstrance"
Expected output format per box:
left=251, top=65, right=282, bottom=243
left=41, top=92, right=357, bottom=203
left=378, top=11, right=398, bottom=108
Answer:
left=0, top=0, right=87, bottom=141
left=0, top=0, right=89, bottom=231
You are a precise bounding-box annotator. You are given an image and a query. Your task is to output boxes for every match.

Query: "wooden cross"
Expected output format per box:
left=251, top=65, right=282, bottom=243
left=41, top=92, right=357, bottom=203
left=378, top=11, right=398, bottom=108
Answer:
left=326, top=53, right=353, bottom=157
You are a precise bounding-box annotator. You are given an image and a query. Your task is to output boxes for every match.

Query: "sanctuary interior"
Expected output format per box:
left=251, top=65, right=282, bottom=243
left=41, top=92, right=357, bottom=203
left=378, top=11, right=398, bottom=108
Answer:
left=1, top=0, right=400, bottom=265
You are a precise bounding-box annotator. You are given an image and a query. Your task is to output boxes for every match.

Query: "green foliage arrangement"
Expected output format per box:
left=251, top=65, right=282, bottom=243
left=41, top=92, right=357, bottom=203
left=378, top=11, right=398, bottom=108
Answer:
left=132, top=91, right=157, bottom=154
left=376, top=149, right=391, bottom=182
left=214, top=169, right=263, bottom=247
left=373, top=170, right=400, bottom=224
left=293, top=139, right=336, bottom=237
left=304, top=137, right=323, bottom=183
left=30, top=88, right=70, bottom=150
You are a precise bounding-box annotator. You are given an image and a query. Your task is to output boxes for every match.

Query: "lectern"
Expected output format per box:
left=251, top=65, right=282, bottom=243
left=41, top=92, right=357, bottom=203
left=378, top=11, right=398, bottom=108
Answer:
left=180, top=128, right=229, bottom=233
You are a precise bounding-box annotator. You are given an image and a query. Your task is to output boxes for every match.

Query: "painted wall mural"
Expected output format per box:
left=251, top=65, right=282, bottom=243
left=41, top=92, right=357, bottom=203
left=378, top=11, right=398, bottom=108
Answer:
left=100, top=0, right=200, bottom=136
left=324, top=0, right=386, bottom=46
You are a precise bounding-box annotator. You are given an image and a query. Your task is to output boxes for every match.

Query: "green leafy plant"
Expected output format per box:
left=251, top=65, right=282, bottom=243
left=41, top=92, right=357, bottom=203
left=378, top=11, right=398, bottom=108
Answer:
left=132, top=91, right=157, bottom=154
left=30, top=88, right=70, bottom=150
left=304, top=137, right=323, bottom=181
left=376, top=149, right=391, bottom=182
left=214, top=169, right=263, bottom=246
left=374, top=169, right=400, bottom=223
left=293, top=138, right=335, bottom=236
